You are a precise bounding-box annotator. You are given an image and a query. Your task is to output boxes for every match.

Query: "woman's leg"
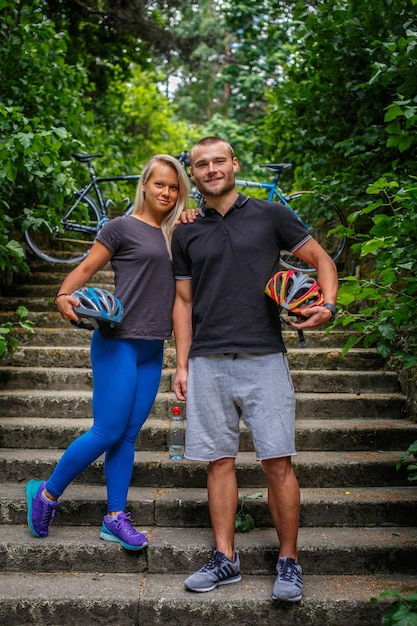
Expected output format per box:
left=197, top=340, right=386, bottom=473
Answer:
left=104, top=339, right=164, bottom=512
left=45, top=332, right=140, bottom=498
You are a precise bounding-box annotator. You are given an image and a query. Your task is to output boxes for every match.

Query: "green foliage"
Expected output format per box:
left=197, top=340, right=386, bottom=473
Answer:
left=0, top=306, right=34, bottom=359
left=396, top=441, right=417, bottom=483
left=235, top=492, right=263, bottom=533
left=0, top=202, right=28, bottom=274
left=370, top=590, right=417, bottom=626
left=116, top=68, right=201, bottom=168
left=0, top=0, right=91, bottom=223
left=0, top=0, right=200, bottom=247
left=263, top=0, right=417, bottom=198
left=334, top=176, right=417, bottom=368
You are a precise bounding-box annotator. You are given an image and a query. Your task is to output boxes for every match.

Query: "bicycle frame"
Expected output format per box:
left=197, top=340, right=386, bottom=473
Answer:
left=234, top=176, right=311, bottom=230
left=62, top=172, right=139, bottom=234
left=235, top=177, right=282, bottom=202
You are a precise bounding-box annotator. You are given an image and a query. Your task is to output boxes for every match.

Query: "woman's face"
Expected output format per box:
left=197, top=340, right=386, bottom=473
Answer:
left=142, top=163, right=179, bottom=223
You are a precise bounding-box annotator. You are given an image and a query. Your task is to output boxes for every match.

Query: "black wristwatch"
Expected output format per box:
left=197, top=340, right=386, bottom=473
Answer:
left=322, top=303, right=337, bottom=322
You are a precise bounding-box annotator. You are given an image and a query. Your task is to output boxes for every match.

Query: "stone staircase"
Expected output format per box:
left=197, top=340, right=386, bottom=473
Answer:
left=0, top=262, right=416, bottom=626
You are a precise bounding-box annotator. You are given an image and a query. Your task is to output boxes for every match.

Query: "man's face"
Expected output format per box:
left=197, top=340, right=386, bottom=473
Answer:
left=190, top=142, right=239, bottom=198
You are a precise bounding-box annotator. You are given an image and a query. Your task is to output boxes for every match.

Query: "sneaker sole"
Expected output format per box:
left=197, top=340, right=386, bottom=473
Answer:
left=184, top=573, right=242, bottom=593
left=272, top=593, right=303, bottom=602
left=99, top=529, right=148, bottom=551
left=25, top=480, right=44, bottom=538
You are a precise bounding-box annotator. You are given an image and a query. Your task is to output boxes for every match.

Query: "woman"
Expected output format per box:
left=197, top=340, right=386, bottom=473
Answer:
left=26, top=154, right=190, bottom=550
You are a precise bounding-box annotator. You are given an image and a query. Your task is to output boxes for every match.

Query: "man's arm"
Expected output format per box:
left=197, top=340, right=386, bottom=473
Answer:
left=173, top=279, right=193, bottom=401
left=289, top=238, right=339, bottom=330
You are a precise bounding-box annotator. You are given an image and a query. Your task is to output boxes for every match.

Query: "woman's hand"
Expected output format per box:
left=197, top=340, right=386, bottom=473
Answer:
left=177, top=208, right=199, bottom=224
left=54, top=294, right=81, bottom=323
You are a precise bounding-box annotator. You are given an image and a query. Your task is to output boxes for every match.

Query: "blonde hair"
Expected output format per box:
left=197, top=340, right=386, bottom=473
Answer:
left=132, top=154, right=190, bottom=257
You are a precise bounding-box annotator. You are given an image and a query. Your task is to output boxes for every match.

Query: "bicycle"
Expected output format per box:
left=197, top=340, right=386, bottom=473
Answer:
left=24, top=153, right=140, bottom=264
left=176, top=150, right=347, bottom=272
left=25, top=152, right=347, bottom=271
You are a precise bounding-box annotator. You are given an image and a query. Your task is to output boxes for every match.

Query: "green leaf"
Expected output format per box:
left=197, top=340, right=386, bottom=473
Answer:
left=385, top=103, right=405, bottom=122
left=382, top=602, right=417, bottom=626
left=238, top=513, right=255, bottom=533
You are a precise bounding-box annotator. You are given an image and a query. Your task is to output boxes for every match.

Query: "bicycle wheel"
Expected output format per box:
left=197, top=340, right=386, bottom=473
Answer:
left=280, top=191, right=347, bottom=272
left=25, top=196, right=101, bottom=264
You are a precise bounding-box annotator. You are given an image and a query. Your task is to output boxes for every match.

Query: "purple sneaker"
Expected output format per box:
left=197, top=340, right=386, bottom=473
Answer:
left=100, top=512, right=148, bottom=551
left=25, top=480, right=61, bottom=538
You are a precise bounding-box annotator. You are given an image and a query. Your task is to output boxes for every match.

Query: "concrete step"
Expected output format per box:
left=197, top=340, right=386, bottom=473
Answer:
left=0, top=388, right=407, bottom=419
left=12, top=269, right=114, bottom=285
left=1, top=417, right=416, bottom=452
left=0, top=364, right=399, bottom=394
left=0, top=364, right=401, bottom=393
left=0, top=449, right=411, bottom=488
left=1, top=483, right=416, bottom=529
left=0, top=343, right=387, bottom=370
left=2, top=524, right=416, bottom=575
left=0, top=571, right=415, bottom=626
left=5, top=323, right=367, bottom=349
left=2, top=281, right=115, bottom=298
left=0, top=366, right=173, bottom=393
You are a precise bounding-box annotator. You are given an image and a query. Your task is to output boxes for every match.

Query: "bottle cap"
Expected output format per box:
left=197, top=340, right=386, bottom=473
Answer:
left=172, top=406, right=181, bottom=415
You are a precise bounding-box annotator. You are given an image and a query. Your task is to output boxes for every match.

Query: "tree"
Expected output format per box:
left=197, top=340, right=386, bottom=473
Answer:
left=262, top=0, right=417, bottom=196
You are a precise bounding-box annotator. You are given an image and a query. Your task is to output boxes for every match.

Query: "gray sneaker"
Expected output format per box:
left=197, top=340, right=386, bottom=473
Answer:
left=272, top=557, right=303, bottom=602
left=184, top=550, right=241, bottom=592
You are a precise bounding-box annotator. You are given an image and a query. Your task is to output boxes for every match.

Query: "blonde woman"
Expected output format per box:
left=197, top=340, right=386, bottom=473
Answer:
left=26, top=154, right=190, bottom=549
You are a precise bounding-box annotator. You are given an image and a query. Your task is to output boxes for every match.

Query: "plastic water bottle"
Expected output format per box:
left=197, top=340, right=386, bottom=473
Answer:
left=169, top=406, right=185, bottom=459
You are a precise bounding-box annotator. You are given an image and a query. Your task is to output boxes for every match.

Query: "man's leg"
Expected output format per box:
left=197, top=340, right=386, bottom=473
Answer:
left=207, top=457, right=238, bottom=561
left=183, top=456, right=241, bottom=592
left=262, top=456, right=303, bottom=602
left=261, top=456, right=300, bottom=559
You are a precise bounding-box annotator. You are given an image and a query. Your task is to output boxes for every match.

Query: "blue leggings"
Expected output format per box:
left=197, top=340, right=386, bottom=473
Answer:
left=46, top=331, right=164, bottom=512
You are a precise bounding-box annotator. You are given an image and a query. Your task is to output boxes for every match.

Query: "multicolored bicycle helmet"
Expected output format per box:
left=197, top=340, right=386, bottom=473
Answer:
left=265, top=270, right=324, bottom=315
left=71, top=287, right=123, bottom=330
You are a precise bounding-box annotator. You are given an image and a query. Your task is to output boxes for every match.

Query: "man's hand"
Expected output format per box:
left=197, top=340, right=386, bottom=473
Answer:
left=174, top=366, right=188, bottom=401
left=289, top=305, right=334, bottom=330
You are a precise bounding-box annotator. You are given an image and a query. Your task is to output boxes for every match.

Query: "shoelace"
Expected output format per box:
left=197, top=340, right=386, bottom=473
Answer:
left=279, top=558, right=298, bottom=582
left=113, top=512, right=138, bottom=536
left=40, top=502, right=58, bottom=528
left=200, top=552, right=224, bottom=572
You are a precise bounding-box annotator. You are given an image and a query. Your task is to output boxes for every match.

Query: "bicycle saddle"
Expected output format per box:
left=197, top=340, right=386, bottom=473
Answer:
left=259, top=163, right=292, bottom=173
left=72, top=153, right=103, bottom=163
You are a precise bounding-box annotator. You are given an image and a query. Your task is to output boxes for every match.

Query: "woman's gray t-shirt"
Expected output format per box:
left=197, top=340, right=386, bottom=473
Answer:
left=96, top=216, right=174, bottom=340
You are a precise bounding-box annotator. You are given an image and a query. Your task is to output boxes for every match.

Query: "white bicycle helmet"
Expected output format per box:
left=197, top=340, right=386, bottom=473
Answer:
left=71, top=287, right=123, bottom=330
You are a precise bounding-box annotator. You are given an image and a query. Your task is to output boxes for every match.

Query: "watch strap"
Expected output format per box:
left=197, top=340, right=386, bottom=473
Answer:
left=322, top=303, right=337, bottom=322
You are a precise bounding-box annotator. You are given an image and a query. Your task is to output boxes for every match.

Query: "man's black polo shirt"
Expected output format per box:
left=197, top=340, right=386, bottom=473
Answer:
left=172, top=194, right=311, bottom=357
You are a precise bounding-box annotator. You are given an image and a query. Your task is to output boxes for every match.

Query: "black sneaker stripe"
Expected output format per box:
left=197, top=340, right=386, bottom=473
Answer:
left=220, top=563, right=235, bottom=578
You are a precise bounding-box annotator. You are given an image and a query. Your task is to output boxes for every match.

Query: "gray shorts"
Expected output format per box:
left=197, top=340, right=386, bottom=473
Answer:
left=185, top=352, right=296, bottom=461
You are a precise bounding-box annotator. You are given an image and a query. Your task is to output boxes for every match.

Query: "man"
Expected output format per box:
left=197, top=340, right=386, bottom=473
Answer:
left=171, top=136, right=338, bottom=602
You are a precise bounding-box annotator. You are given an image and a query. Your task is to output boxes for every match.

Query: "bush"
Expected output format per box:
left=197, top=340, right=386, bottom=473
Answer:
left=335, top=176, right=417, bottom=369
left=0, top=306, right=34, bottom=359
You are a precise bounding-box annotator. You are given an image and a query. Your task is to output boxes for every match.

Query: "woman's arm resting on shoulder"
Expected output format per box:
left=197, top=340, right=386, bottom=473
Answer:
left=177, top=208, right=199, bottom=224
left=173, top=279, right=193, bottom=401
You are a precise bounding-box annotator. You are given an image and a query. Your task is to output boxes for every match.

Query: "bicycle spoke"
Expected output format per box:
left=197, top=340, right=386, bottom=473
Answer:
left=25, top=197, right=101, bottom=264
